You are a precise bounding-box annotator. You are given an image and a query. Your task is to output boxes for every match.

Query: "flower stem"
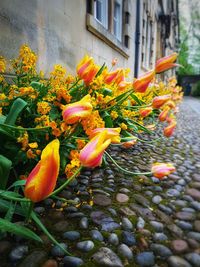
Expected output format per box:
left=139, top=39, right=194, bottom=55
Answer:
left=26, top=201, right=34, bottom=222
left=105, top=151, right=152, bottom=176
left=49, top=167, right=82, bottom=197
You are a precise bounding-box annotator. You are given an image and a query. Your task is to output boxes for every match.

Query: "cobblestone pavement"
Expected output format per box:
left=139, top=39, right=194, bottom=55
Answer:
left=1, top=97, right=200, bottom=267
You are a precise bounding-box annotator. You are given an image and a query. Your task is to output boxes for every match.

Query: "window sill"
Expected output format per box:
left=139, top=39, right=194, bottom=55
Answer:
left=86, top=14, right=129, bottom=59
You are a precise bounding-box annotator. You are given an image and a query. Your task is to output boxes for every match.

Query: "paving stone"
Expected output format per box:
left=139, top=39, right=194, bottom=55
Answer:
left=186, top=188, right=200, bottom=201
left=175, top=211, right=196, bottom=221
left=150, top=243, right=172, bottom=259
left=116, top=193, right=129, bottom=203
left=185, top=253, right=200, bottom=267
left=168, top=256, right=192, bottom=267
left=93, top=194, right=112, bottom=206
left=170, top=240, right=189, bottom=254
left=92, top=247, right=123, bottom=267
left=136, top=252, right=155, bottom=267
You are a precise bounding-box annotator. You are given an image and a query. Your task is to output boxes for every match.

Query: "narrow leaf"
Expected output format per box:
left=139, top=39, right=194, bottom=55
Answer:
left=0, top=218, right=42, bottom=242
left=0, top=155, right=12, bottom=190
left=5, top=98, right=27, bottom=125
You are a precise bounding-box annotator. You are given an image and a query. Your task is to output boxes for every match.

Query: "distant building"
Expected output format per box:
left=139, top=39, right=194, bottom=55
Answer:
left=0, top=0, right=179, bottom=77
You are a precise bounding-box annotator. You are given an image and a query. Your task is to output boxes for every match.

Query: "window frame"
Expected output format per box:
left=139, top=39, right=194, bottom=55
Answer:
left=94, top=0, right=108, bottom=29
left=113, top=0, right=123, bottom=41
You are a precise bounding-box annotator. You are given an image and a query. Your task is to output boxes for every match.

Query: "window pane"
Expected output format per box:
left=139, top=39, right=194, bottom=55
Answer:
left=96, top=0, right=102, bottom=22
left=95, top=0, right=108, bottom=29
left=113, top=1, right=122, bottom=41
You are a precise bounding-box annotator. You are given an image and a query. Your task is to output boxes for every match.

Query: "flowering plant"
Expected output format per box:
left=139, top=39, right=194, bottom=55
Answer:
left=0, top=46, right=182, bottom=253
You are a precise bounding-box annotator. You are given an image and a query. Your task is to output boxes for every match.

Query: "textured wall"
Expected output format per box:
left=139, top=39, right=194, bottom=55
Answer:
left=0, top=0, right=136, bottom=76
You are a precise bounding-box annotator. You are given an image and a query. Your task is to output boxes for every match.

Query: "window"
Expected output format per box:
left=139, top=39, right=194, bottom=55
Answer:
left=86, top=0, right=130, bottom=58
left=94, top=0, right=108, bottom=29
left=113, top=0, right=122, bottom=41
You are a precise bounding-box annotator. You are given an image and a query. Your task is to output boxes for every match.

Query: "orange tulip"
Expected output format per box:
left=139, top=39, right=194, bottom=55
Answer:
left=89, top=127, right=121, bottom=143
left=104, top=68, right=124, bottom=85
left=79, top=130, right=111, bottom=168
left=77, top=55, right=93, bottom=77
left=122, top=139, right=137, bottom=148
left=24, top=139, right=60, bottom=202
left=82, top=64, right=99, bottom=85
left=155, top=52, right=178, bottom=73
left=152, top=162, right=176, bottom=179
left=76, top=55, right=99, bottom=85
left=163, top=121, right=177, bottom=137
left=62, top=94, right=92, bottom=124
left=139, top=107, right=153, bottom=118
left=166, top=100, right=176, bottom=109
left=159, top=106, right=170, bottom=122
left=152, top=95, right=171, bottom=109
left=133, top=70, right=155, bottom=93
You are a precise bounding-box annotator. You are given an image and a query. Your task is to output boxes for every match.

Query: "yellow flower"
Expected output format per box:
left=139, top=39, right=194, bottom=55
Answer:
left=37, top=101, right=51, bottom=115
left=0, top=56, right=6, bottom=73
left=111, top=110, right=118, bottom=120
left=28, top=142, right=38, bottom=149
left=120, top=123, right=128, bottom=130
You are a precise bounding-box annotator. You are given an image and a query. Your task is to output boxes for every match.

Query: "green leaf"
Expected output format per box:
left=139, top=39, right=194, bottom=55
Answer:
left=0, top=155, right=12, bottom=190
left=102, top=88, right=113, bottom=96
left=8, top=180, right=26, bottom=190
left=31, top=212, right=70, bottom=254
left=130, top=93, right=144, bottom=105
left=0, top=218, right=42, bottom=242
left=0, top=115, right=6, bottom=124
left=0, top=199, right=25, bottom=216
left=5, top=98, right=27, bottom=125
left=95, top=63, right=106, bottom=77
left=0, top=190, right=29, bottom=202
left=102, top=112, right=113, bottom=127
left=4, top=204, right=16, bottom=222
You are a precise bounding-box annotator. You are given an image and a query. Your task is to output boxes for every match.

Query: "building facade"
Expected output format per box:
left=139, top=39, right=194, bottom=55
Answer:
left=0, top=0, right=179, bottom=77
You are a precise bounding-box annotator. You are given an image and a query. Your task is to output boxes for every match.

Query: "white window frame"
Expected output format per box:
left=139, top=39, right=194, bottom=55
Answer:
left=113, top=0, right=123, bottom=41
left=94, top=0, right=108, bottom=29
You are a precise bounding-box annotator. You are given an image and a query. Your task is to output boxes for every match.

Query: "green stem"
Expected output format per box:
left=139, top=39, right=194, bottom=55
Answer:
left=0, top=123, right=50, bottom=132
left=49, top=166, right=82, bottom=197
left=68, top=78, right=81, bottom=91
left=0, top=194, right=31, bottom=202
left=31, top=211, right=71, bottom=256
left=105, top=151, right=152, bottom=176
left=51, top=195, right=80, bottom=204
left=26, top=201, right=34, bottom=222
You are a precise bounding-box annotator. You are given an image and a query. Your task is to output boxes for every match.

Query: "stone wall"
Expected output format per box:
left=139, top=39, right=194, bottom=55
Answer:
left=0, top=0, right=136, bottom=76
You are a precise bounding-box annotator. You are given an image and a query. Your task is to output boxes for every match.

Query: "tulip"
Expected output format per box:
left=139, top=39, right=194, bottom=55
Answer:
left=81, top=64, right=99, bottom=85
left=151, top=162, right=176, bottom=179
left=152, top=95, right=171, bottom=109
left=164, top=121, right=177, bottom=137
left=166, top=100, right=176, bottom=109
left=89, top=127, right=121, bottom=143
left=77, top=55, right=93, bottom=77
left=104, top=68, right=124, bottom=85
left=79, top=130, right=111, bottom=168
left=62, top=94, right=93, bottom=124
left=159, top=106, right=170, bottom=122
left=118, top=81, right=131, bottom=91
left=155, top=52, right=178, bottom=73
left=76, top=55, right=99, bottom=85
left=122, top=139, right=137, bottom=148
left=139, top=107, right=153, bottom=118
left=133, top=70, right=155, bottom=93
left=24, top=139, right=60, bottom=202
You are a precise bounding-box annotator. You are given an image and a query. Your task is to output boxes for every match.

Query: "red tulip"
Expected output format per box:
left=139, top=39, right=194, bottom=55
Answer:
left=24, top=139, right=60, bottom=202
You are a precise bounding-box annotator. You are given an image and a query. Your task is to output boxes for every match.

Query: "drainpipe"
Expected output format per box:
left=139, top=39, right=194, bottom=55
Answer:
left=134, top=0, right=141, bottom=78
